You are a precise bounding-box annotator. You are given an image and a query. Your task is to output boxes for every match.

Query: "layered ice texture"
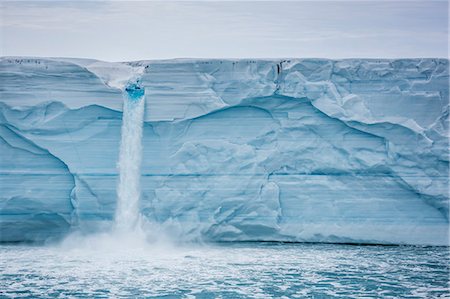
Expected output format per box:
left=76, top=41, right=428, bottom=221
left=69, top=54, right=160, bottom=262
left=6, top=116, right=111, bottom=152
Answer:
left=0, top=57, right=448, bottom=245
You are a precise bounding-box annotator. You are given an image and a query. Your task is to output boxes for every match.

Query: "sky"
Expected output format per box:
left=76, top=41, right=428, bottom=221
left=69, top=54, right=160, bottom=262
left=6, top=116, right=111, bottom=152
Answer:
left=0, top=1, right=448, bottom=61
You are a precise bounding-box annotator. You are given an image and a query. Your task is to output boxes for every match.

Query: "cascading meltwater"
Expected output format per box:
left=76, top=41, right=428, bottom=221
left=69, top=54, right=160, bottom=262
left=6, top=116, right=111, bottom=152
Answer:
left=114, top=81, right=145, bottom=232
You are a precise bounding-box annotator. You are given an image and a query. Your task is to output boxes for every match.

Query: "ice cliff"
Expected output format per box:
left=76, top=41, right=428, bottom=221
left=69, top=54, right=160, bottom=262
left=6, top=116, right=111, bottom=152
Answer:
left=0, top=57, right=448, bottom=245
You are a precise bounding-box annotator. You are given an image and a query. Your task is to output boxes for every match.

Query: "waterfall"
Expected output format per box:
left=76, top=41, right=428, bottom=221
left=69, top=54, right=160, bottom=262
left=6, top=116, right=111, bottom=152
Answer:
left=114, top=82, right=145, bottom=232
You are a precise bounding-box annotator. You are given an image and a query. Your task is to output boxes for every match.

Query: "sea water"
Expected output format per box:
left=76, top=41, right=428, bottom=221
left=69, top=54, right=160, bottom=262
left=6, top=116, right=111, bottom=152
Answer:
left=1, top=243, right=448, bottom=298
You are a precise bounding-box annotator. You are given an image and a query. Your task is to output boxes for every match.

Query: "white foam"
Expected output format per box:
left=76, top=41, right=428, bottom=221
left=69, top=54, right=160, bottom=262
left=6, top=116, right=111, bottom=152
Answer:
left=114, top=89, right=145, bottom=232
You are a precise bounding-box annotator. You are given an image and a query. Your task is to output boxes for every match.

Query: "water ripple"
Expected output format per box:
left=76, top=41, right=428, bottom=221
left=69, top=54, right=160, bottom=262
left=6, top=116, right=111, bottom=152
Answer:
left=1, top=243, right=449, bottom=298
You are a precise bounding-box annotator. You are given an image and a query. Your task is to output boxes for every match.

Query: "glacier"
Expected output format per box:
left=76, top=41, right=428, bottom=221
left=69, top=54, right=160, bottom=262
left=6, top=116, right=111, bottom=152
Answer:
left=0, top=57, right=448, bottom=245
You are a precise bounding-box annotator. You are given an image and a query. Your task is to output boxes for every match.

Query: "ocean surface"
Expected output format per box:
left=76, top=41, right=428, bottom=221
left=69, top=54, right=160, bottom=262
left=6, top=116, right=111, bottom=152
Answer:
left=1, top=241, right=449, bottom=298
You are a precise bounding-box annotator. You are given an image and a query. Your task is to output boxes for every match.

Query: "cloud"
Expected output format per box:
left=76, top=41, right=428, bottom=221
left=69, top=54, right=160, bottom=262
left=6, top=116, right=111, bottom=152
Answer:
left=1, top=1, right=448, bottom=60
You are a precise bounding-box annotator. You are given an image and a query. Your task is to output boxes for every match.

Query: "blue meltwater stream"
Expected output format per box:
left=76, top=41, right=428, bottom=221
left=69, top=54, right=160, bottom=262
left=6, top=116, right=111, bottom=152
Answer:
left=114, top=82, right=146, bottom=233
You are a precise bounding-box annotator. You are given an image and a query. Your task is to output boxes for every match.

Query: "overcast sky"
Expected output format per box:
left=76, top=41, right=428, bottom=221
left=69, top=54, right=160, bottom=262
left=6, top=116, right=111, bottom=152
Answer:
left=1, top=1, right=448, bottom=61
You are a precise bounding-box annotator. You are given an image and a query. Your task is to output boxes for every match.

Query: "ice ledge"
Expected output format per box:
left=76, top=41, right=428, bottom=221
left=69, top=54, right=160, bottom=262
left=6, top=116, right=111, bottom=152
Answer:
left=2, top=57, right=447, bottom=126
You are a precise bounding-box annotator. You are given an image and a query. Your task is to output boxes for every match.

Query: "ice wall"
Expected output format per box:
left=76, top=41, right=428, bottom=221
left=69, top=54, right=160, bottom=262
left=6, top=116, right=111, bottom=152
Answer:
left=0, top=57, right=448, bottom=245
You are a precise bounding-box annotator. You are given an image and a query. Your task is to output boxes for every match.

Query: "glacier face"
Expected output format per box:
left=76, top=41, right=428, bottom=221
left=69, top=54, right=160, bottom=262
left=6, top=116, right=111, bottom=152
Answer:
left=0, top=57, right=448, bottom=245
